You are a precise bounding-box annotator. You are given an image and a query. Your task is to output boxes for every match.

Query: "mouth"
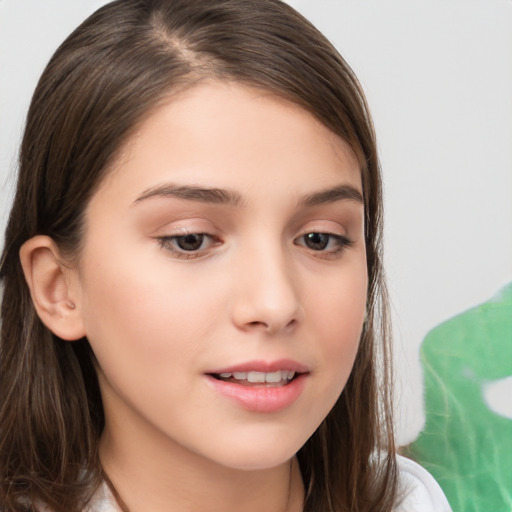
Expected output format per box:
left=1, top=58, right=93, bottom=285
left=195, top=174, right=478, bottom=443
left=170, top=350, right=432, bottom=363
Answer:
left=205, top=361, right=308, bottom=413
left=208, top=370, right=298, bottom=387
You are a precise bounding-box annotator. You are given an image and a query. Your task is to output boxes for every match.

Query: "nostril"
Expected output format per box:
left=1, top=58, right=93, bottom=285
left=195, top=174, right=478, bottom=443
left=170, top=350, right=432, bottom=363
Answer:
left=245, top=317, right=299, bottom=334
left=248, top=320, right=268, bottom=328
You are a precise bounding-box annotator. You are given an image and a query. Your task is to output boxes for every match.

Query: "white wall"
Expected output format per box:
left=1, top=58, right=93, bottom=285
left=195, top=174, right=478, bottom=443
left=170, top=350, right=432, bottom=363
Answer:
left=0, top=0, right=109, bottom=222
left=1, top=0, right=511, bottom=444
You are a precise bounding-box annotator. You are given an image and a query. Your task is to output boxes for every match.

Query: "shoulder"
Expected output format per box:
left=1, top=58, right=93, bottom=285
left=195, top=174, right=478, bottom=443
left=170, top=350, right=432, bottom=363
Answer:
left=0, top=485, right=120, bottom=512
left=83, top=483, right=121, bottom=512
left=394, top=455, right=452, bottom=512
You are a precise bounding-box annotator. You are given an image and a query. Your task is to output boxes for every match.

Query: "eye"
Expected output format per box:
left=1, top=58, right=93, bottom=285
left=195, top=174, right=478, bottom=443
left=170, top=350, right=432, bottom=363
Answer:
left=173, top=233, right=207, bottom=251
left=295, top=232, right=353, bottom=257
left=302, top=233, right=331, bottom=251
left=157, top=233, right=219, bottom=259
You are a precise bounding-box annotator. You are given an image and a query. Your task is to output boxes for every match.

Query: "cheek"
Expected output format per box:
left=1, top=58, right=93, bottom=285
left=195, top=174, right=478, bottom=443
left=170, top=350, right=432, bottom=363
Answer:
left=308, top=263, right=367, bottom=386
left=77, top=245, right=218, bottom=374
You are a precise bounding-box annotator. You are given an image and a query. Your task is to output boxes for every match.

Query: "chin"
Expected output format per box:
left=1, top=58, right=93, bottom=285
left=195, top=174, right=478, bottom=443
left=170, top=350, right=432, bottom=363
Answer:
left=217, top=451, right=297, bottom=472
left=202, top=427, right=309, bottom=472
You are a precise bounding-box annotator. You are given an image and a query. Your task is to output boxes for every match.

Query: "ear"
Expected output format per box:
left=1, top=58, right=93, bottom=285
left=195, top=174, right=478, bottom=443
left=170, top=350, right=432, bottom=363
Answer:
left=19, top=235, right=86, bottom=341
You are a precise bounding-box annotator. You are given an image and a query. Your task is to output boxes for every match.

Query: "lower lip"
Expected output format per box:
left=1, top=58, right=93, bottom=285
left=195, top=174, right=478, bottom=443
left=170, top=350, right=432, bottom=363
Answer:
left=205, top=374, right=307, bottom=413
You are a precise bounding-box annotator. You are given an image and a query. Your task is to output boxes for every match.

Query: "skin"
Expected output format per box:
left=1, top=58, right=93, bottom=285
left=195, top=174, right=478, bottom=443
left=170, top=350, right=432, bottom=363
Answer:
left=24, top=82, right=368, bottom=512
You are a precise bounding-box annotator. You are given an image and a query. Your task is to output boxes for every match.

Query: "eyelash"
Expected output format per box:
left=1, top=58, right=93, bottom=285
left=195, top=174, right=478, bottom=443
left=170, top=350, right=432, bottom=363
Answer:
left=156, top=232, right=353, bottom=260
left=294, top=232, right=353, bottom=259
left=157, top=233, right=220, bottom=259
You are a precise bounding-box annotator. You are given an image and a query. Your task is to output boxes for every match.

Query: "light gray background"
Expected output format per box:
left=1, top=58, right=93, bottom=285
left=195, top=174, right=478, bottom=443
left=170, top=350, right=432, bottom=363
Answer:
left=1, top=0, right=511, bottom=444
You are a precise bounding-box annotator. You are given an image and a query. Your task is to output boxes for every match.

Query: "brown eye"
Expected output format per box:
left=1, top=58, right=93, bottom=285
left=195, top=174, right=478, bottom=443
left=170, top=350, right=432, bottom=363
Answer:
left=157, top=233, right=219, bottom=259
left=303, top=233, right=330, bottom=251
left=294, top=232, right=353, bottom=259
left=175, top=233, right=206, bottom=251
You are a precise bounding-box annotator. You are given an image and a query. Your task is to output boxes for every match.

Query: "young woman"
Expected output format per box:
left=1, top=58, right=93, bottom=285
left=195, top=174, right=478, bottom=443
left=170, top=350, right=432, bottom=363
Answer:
left=0, top=1, right=452, bottom=511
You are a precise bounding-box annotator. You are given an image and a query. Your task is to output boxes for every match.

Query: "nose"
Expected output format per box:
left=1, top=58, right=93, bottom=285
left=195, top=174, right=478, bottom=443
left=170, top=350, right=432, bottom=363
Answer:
left=230, top=245, right=303, bottom=335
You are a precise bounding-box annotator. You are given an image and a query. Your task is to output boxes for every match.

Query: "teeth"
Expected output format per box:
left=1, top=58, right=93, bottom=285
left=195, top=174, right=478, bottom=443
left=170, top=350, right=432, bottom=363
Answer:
left=247, top=371, right=266, bottom=383
left=217, top=370, right=296, bottom=382
left=265, top=370, right=282, bottom=383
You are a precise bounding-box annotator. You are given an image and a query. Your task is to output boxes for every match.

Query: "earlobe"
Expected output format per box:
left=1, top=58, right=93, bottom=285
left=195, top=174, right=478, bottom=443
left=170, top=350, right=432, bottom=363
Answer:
left=19, top=235, right=86, bottom=341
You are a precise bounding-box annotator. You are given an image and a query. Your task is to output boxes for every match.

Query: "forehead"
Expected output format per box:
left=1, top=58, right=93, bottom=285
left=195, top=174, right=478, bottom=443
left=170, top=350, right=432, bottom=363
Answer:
left=96, top=81, right=362, bottom=205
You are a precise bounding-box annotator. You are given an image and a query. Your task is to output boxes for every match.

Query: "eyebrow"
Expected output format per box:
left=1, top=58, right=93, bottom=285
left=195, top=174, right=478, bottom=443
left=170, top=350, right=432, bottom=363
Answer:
left=133, top=184, right=243, bottom=207
left=297, top=184, right=363, bottom=208
left=133, top=182, right=363, bottom=208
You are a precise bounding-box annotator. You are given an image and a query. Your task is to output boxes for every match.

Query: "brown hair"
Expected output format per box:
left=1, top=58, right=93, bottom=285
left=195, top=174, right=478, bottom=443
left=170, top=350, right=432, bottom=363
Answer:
left=0, top=0, right=397, bottom=510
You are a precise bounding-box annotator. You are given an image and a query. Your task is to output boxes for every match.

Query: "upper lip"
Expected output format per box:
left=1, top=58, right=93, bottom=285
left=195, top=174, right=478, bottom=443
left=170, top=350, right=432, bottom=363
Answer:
left=207, top=359, right=309, bottom=375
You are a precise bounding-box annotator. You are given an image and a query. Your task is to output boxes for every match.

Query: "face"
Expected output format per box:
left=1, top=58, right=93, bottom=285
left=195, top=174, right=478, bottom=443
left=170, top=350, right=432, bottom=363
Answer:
left=73, top=82, right=367, bottom=471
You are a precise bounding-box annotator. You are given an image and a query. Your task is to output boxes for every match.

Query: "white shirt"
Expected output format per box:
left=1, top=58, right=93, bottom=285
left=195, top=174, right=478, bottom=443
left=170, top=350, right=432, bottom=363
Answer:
left=85, top=455, right=452, bottom=511
left=395, top=455, right=452, bottom=512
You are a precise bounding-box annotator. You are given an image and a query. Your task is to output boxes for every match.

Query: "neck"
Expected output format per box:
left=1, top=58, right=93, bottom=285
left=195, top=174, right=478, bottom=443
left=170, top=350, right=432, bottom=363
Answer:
left=99, top=423, right=305, bottom=512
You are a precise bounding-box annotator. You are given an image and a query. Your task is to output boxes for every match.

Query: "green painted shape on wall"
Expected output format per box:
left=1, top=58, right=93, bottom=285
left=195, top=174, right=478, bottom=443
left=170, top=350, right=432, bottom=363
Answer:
left=409, top=282, right=512, bottom=512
